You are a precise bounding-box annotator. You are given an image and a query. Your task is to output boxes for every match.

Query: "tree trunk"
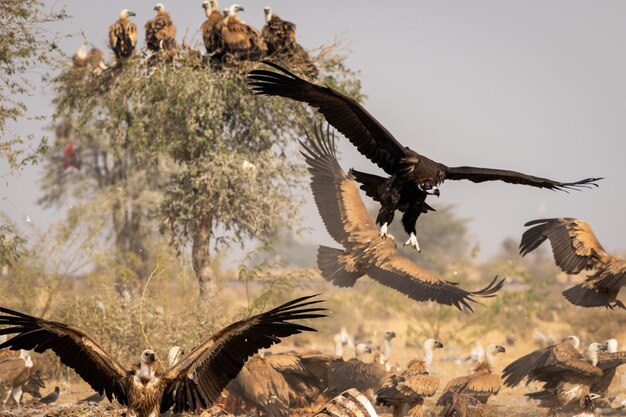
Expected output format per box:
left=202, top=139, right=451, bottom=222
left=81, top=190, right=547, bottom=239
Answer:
left=192, top=215, right=217, bottom=302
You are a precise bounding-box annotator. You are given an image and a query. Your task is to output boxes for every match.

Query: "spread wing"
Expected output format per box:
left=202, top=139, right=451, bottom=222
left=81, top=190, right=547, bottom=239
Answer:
left=0, top=307, right=130, bottom=404
left=301, top=124, right=504, bottom=311
left=444, top=166, right=601, bottom=190
left=519, top=218, right=609, bottom=273
left=248, top=62, right=409, bottom=174
left=160, top=295, right=326, bottom=413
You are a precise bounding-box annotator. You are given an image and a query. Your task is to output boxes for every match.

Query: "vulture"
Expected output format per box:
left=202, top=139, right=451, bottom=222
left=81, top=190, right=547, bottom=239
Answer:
left=39, top=386, right=59, bottom=404
left=201, top=0, right=223, bottom=55
left=145, top=3, right=177, bottom=52
left=72, top=45, right=107, bottom=73
left=503, top=338, right=607, bottom=415
left=0, top=350, right=34, bottom=408
left=325, top=343, right=386, bottom=400
left=381, top=331, right=396, bottom=368
left=299, top=124, right=505, bottom=311
left=520, top=218, right=626, bottom=309
left=314, top=388, right=379, bottom=417
left=590, top=338, right=626, bottom=403
left=108, top=9, right=137, bottom=60
left=221, top=4, right=266, bottom=61
left=247, top=62, right=601, bottom=252
left=0, top=295, right=325, bottom=417
left=437, top=344, right=506, bottom=406
left=375, top=339, right=443, bottom=417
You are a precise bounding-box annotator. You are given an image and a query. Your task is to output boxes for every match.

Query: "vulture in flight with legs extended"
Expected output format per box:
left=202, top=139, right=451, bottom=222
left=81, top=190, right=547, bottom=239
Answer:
left=0, top=295, right=325, bottom=417
left=520, top=218, right=626, bottom=309
left=221, top=4, right=266, bottom=61
left=201, top=0, right=223, bottom=56
left=109, top=9, right=137, bottom=60
left=145, top=3, right=177, bottom=52
left=299, top=124, right=504, bottom=311
left=247, top=62, right=602, bottom=252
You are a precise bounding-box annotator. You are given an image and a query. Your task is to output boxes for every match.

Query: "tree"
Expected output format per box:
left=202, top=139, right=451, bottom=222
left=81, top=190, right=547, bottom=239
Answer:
left=46, top=49, right=363, bottom=301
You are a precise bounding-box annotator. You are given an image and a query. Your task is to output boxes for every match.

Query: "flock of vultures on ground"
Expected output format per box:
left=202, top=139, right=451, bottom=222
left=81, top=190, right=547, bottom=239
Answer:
left=2, top=2, right=625, bottom=417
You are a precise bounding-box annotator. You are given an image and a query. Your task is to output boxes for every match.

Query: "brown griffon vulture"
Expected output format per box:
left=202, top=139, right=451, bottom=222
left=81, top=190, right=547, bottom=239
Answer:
left=201, top=0, right=223, bottom=55
left=221, top=4, right=266, bottom=61
left=0, top=296, right=325, bottom=417
left=247, top=62, right=601, bottom=252
left=376, top=339, right=443, bottom=417
left=109, top=9, right=137, bottom=60
left=299, top=125, right=504, bottom=311
left=261, top=7, right=296, bottom=56
left=590, top=339, right=626, bottom=402
left=145, top=3, right=177, bottom=52
left=520, top=218, right=626, bottom=309
left=0, top=350, right=34, bottom=408
left=325, top=343, right=385, bottom=400
left=314, top=388, right=379, bottom=417
left=437, top=344, right=506, bottom=406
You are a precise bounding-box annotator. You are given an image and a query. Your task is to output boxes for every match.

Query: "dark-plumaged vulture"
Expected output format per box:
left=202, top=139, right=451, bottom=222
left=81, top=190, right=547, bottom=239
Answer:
left=520, top=218, right=626, bottom=309
left=221, top=4, right=266, bottom=61
left=590, top=339, right=626, bottom=402
left=437, top=344, right=506, bottom=406
left=247, top=62, right=602, bottom=252
left=145, top=3, right=177, bottom=52
left=314, top=388, right=378, bottom=417
left=72, top=45, right=107, bottom=73
left=261, top=7, right=296, bottom=56
left=298, top=125, right=504, bottom=311
left=376, top=339, right=443, bottom=417
left=108, top=9, right=137, bottom=60
left=0, top=350, right=34, bottom=408
left=503, top=337, right=607, bottom=415
left=201, top=0, right=223, bottom=55
left=0, top=295, right=325, bottom=417
left=325, top=343, right=386, bottom=400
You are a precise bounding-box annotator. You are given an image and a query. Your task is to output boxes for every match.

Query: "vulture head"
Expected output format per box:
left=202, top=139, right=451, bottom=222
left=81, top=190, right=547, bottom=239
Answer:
left=418, top=181, right=440, bottom=197
left=562, top=335, right=581, bottom=349
left=586, top=342, right=608, bottom=366
left=264, top=6, right=273, bottom=22
left=424, top=338, right=444, bottom=350
left=487, top=344, right=506, bottom=355
left=120, top=9, right=136, bottom=18
left=141, top=349, right=157, bottom=365
left=605, top=338, right=618, bottom=353
left=228, top=4, right=244, bottom=16
left=154, top=3, right=165, bottom=12
left=210, top=0, right=218, bottom=9
left=354, top=342, right=372, bottom=360
left=384, top=331, right=397, bottom=341
left=202, top=1, right=210, bottom=11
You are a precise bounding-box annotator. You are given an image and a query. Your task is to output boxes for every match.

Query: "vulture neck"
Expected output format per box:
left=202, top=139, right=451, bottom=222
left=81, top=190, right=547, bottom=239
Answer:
left=382, top=338, right=392, bottom=363
left=484, top=350, right=498, bottom=368
left=585, top=346, right=600, bottom=366
left=333, top=334, right=344, bottom=356
left=354, top=345, right=368, bottom=361
left=204, top=6, right=212, bottom=19
left=607, top=339, right=618, bottom=353
left=423, top=343, right=434, bottom=368
left=138, top=361, right=156, bottom=381
left=265, top=10, right=273, bottom=22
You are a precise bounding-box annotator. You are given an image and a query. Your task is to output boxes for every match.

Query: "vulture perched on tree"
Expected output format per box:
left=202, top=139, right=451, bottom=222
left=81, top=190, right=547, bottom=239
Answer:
left=299, top=125, right=504, bottom=311
left=376, top=339, right=443, bottom=417
left=437, top=344, right=506, bottom=406
left=108, top=9, right=137, bottom=60
left=520, top=218, right=626, bottom=309
left=145, top=3, right=177, bottom=52
left=72, top=45, right=107, bottom=73
left=247, top=62, right=601, bottom=252
left=314, top=388, right=379, bottom=417
left=221, top=4, right=266, bottom=61
left=502, top=337, right=607, bottom=415
left=201, top=0, right=223, bottom=56
left=0, top=350, right=34, bottom=408
left=0, top=296, right=325, bottom=417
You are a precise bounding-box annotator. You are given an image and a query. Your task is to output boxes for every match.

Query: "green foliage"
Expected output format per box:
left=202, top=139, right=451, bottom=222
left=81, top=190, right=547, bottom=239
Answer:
left=0, top=223, right=25, bottom=266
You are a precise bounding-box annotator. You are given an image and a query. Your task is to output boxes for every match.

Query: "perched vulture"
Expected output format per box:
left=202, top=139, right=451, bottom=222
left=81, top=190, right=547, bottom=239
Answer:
left=437, top=344, right=506, bottom=406
left=504, top=338, right=607, bottom=415
left=108, top=9, right=137, bottom=60
left=325, top=343, right=386, bottom=400
left=261, top=7, right=296, bottom=56
left=380, top=331, right=396, bottom=368
left=375, top=339, right=443, bottom=417
left=0, top=296, right=325, bottom=417
left=520, top=218, right=626, bottom=309
left=590, top=339, right=626, bottom=401
left=298, top=125, right=504, bottom=311
left=72, top=45, right=107, bottom=73
left=145, top=3, right=177, bottom=52
left=314, top=388, right=378, bottom=417
left=201, top=0, right=223, bottom=55
left=247, top=62, right=601, bottom=251
left=0, top=350, right=34, bottom=408
left=221, top=4, right=266, bottom=61
left=39, top=386, right=59, bottom=404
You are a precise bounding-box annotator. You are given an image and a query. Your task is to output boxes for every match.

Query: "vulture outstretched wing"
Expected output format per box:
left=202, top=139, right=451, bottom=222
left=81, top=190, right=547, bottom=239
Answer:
left=249, top=62, right=408, bottom=174
left=160, top=295, right=326, bottom=413
left=301, top=124, right=504, bottom=311
left=0, top=307, right=130, bottom=404
left=445, top=166, right=601, bottom=190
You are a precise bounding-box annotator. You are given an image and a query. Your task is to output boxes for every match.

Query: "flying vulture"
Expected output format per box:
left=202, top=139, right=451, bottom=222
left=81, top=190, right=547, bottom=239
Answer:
left=520, top=218, right=626, bottom=309
left=437, top=344, right=506, bottom=406
left=247, top=62, right=602, bottom=251
left=299, top=125, right=504, bottom=311
left=221, top=4, right=266, bottom=61
left=109, top=9, right=137, bottom=61
left=0, top=350, right=34, bottom=408
left=145, top=3, right=177, bottom=52
left=375, top=339, right=443, bottom=417
left=72, top=45, right=107, bottom=73
left=314, top=388, right=379, bottom=417
left=0, top=295, right=325, bottom=417
left=201, top=0, right=223, bottom=55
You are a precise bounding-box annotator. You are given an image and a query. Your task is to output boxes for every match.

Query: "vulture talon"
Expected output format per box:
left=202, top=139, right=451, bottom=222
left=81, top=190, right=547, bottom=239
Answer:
left=403, top=234, right=421, bottom=253
left=379, top=223, right=388, bottom=240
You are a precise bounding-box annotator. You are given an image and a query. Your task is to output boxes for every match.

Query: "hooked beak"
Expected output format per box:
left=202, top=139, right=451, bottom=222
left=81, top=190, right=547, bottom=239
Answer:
left=496, top=345, right=506, bottom=353
left=237, top=6, right=245, bottom=12
left=599, top=343, right=608, bottom=351
left=435, top=341, right=444, bottom=349
left=128, top=11, right=136, bottom=17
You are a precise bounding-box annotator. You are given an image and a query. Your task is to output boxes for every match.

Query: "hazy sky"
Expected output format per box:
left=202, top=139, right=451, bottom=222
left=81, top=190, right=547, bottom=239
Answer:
left=2, top=0, right=626, bottom=260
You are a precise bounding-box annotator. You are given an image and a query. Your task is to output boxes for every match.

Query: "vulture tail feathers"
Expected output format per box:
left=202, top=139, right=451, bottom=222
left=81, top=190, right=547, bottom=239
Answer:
left=317, top=246, right=363, bottom=287
left=562, top=284, right=610, bottom=308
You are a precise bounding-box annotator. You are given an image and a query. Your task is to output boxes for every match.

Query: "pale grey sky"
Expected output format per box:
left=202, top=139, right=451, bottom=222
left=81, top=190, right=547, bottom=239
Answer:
left=2, top=0, right=625, bottom=260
